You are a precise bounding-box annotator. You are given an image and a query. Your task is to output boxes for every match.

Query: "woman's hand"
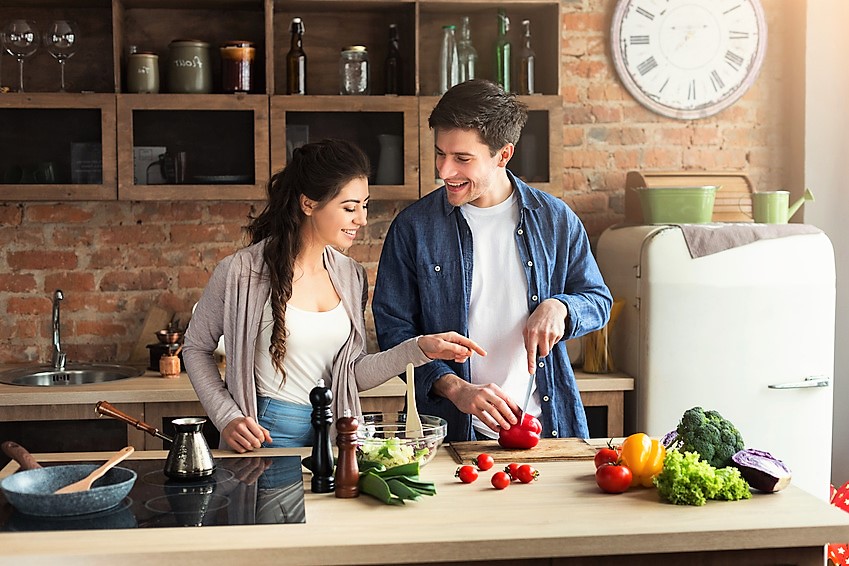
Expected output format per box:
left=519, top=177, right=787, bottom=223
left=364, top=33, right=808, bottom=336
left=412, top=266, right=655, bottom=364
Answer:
left=417, top=332, right=487, bottom=363
left=222, top=416, right=273, bottom=453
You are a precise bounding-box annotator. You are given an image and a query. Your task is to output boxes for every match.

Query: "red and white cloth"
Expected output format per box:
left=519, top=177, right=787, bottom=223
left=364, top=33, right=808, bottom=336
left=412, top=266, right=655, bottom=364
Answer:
left=828, top=481, right=849, bottom=565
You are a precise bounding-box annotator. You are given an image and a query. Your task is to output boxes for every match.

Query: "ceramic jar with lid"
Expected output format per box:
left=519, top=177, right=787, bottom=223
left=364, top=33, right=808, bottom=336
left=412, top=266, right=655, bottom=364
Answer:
left=127, top=52, right=159, bottom=93
left=167, top=39, right=212, bottom=93
left=220, top=40, right=255, bottom=93
left=339, top=46, right=369, bottom=95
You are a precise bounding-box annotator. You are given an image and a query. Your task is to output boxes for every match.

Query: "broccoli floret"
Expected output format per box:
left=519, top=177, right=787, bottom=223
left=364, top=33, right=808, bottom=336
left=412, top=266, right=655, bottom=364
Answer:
left=672, top=407, right=744, bottom=469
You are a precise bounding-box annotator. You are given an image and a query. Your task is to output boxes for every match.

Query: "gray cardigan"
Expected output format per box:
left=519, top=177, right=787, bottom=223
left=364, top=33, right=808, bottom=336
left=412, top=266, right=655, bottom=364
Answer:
left=183, top=240, right=428, bottom=448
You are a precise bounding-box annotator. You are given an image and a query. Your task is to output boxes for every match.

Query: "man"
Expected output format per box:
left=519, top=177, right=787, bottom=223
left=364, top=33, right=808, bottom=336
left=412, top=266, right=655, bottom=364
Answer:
left=373, top=79, right=612, bottom=442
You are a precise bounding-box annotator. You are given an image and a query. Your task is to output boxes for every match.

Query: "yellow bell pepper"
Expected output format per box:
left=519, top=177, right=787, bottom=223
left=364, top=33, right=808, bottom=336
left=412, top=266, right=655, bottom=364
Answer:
left=619, top=433, right=666, bottom=487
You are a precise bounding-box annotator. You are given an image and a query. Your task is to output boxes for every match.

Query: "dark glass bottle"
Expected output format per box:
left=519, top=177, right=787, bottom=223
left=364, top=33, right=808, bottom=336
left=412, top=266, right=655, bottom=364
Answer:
left=384, top=23, right=402, bottom=95
left=495, top=9, right=511, bottom=93
left=518, top=19, right=536, bottom=95
left=286, top=17, right=307, bottom=95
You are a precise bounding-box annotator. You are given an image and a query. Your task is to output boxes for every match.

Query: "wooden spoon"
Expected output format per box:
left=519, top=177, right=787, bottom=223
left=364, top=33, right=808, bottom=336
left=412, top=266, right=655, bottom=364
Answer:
left=54, top=446, right=135, bottom=494
left=404, top=363, right=424, bottom=438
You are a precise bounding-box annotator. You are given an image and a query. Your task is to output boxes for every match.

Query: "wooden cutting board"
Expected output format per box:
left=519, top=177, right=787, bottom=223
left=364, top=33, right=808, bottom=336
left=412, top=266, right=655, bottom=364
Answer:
left=446, top=438, right=597, bottom=464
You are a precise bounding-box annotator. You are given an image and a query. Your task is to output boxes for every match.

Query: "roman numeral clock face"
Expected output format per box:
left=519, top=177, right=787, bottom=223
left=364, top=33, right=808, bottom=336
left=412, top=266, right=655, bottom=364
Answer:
left=611, top=0, right=767, bottom=120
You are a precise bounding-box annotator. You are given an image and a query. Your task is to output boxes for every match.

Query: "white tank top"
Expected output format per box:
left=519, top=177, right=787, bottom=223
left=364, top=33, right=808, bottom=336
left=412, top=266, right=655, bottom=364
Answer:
left=461, top=192, right=540, bottom=438
left=254, top=297, right=351, bottom=405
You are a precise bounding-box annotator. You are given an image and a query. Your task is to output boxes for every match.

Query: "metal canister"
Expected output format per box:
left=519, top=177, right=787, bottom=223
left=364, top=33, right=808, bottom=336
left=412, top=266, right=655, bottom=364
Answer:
left=167, top=39, right=212, bottom=94
left=126, top=52, right=159, bottom=94
left=220, top=40, right=255, bottom=93
left=339, top=45, right=369, bottom=95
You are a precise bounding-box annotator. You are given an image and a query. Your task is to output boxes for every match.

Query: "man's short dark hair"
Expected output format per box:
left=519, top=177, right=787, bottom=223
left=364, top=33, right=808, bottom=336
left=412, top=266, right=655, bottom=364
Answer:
left=428, top=79, right=529, bottom=156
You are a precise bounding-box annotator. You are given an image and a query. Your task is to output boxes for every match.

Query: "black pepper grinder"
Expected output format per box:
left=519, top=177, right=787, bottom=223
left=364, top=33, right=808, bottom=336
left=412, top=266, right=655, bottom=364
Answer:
left=309, top=378, right=335, bottom=493
left=334, top=409, right=359, bottom=498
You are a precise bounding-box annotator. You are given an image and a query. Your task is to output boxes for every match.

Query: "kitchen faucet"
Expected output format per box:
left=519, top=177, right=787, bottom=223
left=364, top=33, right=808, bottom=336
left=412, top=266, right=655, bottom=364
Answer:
left=52, top=289, right=65, bottom=370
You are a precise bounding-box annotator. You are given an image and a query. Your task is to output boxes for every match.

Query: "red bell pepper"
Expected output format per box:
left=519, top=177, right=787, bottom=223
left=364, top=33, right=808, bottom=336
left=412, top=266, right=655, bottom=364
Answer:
left=498, top=413, right=542, bottom=449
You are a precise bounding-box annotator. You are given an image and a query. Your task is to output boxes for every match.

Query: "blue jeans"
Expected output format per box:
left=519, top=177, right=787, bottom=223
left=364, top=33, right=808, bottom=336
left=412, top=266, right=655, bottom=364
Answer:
left=256, top=396, right=314, bottom=447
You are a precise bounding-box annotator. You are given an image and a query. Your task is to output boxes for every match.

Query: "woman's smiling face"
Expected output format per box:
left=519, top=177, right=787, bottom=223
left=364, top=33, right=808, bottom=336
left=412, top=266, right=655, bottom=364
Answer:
left=304, top=176, right=369, bottom=250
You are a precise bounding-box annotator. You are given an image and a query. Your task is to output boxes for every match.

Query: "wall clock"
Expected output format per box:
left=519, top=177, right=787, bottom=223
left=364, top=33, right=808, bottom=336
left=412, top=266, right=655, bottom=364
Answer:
left=610, top=0, right=768, bottom=120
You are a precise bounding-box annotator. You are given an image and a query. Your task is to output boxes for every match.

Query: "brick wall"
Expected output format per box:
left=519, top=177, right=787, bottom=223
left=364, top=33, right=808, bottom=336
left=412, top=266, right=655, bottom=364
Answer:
left=0, top=0, right=795, bottom=364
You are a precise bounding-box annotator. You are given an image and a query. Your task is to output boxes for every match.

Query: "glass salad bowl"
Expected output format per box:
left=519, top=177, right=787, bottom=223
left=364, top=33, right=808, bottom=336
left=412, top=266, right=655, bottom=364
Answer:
left=356, top=413, right=447, bottom=467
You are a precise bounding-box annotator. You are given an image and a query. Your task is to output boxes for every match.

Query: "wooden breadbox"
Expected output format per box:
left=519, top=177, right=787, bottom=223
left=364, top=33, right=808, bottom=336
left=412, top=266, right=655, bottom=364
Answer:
left=624, top=171, right=754, bottom=223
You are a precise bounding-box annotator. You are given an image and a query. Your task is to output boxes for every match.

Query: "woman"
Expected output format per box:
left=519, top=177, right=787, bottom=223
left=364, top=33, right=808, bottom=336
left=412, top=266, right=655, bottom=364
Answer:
left=183, top=139, right=484, bottom=452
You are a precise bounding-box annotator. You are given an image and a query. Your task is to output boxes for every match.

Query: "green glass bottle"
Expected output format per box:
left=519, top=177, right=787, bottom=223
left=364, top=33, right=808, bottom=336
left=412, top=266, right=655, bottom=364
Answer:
left=495, top=9, right=511, bottom=92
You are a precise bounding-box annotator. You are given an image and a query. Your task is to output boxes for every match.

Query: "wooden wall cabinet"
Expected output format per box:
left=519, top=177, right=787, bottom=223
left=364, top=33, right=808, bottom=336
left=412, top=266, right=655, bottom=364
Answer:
left=0, top=0, right=562, bottom=202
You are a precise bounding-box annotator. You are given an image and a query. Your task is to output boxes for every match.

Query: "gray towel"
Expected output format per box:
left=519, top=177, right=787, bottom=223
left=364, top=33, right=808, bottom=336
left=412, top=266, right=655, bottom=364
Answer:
left=677, top=223, right=822, bottom=258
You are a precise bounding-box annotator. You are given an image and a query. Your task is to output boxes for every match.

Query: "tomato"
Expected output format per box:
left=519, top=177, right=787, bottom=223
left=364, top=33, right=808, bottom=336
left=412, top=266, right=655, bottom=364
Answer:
left=504, top=462, right=521, bottom=480
left=515, top=464, right=539, bottom=484
left=619, top=433, right=666, bottom=488
left=491, top=471, right=511, bottom=490
left=595, top=463, right=632, bottom=494
left=475, top=453, right=494, bottom=471
left=455, top=465, right=479, bottom=483
left=594, top=440, right=621, bottom=469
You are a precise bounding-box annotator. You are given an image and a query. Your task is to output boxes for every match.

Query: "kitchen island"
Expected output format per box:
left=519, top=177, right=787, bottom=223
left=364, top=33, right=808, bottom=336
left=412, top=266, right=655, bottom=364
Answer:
left=1, top=447, right=847, bottom=565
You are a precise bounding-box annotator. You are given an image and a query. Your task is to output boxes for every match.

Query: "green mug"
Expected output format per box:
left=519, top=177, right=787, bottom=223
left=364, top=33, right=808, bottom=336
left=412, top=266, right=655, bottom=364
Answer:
left=752, top=191, right=790, bottom=224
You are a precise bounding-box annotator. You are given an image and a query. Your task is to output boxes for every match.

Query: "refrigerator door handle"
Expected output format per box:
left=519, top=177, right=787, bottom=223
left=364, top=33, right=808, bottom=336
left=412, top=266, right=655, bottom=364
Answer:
left=768, top=376, right=831, bottom=389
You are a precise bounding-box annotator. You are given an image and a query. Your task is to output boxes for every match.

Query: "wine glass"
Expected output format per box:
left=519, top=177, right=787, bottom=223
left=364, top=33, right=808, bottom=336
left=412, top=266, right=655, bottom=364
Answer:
left=44, top=20, right=78, bottom=92
left=2, top=20, right=39, bottom=92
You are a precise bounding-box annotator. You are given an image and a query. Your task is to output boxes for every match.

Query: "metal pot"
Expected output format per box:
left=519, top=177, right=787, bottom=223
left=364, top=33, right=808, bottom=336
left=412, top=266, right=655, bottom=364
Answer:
left=0, top=441, right=136, bottom=517
left=95, top=401, right=216, bottom=480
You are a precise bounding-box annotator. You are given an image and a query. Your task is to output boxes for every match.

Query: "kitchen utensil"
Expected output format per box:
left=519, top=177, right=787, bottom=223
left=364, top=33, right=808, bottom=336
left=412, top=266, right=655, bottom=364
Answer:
left=446, top=438, right=597, bottom=464
left=54, top=446, right=135, bottom=494
left=357, top=412, right=447, bottom=467
left=519, top=371, right=535, bottom=423
left=95, top=401, right=215, bottom=480
left=403, top=363, right=423, bottom=438
left=0, top=441, right=136, bottom=517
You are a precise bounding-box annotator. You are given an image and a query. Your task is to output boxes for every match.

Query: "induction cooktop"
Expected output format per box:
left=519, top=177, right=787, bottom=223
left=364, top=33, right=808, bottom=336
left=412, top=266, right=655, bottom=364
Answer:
left=0, top=455, right=306, bottom=531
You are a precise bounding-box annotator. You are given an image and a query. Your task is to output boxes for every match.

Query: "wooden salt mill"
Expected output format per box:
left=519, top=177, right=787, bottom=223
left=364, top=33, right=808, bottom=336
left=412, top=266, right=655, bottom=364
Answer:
left=309, top=378, right=335, bottom=493
left=334, top=409, right=359, bottom=498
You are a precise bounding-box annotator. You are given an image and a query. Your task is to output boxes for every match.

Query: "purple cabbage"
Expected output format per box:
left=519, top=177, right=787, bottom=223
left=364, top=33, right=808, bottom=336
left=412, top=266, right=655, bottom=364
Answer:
left=731, top=448, right=792, bottom=492
left=660, top=430, right=678, bottom=448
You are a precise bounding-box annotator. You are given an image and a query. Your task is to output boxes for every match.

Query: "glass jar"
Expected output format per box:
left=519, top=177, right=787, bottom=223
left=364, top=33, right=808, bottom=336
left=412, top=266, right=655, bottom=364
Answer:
left=339, top=45, right=369, bottom=95
left=167, top=39, right=211, bottom=94
left=220, top=40, right=255, bottom=93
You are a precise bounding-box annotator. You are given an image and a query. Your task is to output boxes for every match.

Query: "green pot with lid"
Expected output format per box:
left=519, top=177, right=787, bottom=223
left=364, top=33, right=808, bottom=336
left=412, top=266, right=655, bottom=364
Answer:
left=167, top=39, right=212, bottom=94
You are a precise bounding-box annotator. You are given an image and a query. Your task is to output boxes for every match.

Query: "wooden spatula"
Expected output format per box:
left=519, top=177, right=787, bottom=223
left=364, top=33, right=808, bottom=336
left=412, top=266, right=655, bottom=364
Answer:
left=404, top=363, right=424, bottom=438
left=54, top=446, right=135, bottom=494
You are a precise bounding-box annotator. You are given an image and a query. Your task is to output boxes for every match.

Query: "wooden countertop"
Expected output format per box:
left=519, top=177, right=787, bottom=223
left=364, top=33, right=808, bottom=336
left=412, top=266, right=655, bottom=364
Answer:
left=0, top=447, right=847, bottom=565
left=0, top=369, right=633, bottom=407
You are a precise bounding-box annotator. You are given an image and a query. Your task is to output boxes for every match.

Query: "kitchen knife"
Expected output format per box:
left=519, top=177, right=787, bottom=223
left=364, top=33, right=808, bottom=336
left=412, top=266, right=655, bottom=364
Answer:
left=519, top=371, right=535, bottom=423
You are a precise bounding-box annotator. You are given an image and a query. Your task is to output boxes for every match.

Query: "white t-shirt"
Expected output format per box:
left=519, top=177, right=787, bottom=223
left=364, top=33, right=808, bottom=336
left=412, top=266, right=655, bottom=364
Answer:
left=254, top=297, right=351, bottom=405
left=461, top=192, right=540, bottom=439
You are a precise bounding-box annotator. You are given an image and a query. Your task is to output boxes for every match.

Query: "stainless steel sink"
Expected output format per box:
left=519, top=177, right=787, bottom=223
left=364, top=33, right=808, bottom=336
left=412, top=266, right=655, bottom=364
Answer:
left=0, top=364, right=144, bottom=387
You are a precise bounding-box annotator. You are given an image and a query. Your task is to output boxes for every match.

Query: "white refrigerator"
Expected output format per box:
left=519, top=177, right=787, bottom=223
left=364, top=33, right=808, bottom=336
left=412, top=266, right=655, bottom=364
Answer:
left=596, top=225, right=835, bottom=500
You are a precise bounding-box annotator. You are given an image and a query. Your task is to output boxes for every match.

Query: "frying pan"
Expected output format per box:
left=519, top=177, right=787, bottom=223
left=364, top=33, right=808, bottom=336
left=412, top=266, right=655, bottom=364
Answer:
left=0, top=441, right=137, bottom=517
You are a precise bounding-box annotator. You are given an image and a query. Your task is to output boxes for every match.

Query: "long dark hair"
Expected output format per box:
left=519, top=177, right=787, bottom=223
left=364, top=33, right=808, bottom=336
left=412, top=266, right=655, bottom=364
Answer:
left=245, top=139, right=370, bottom=377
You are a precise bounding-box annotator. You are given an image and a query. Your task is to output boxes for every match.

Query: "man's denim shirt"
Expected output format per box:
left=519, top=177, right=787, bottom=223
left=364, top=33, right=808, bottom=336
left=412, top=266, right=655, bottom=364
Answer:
left=373, top=171, right=612, bottom=442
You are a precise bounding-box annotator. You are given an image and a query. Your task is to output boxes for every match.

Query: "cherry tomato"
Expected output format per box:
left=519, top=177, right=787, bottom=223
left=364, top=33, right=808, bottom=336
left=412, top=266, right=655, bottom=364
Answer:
left=475, top=453, right=494, bottom=471
left=456, top=465, right=479, bottom=483
left=515, top=464, right=539, bottom=484
left=491, top=471, right=511, bottom=490
left=594, top=440, right=621, bottom=469
left=504, top=462, right=521, bottom=480
left=595, top=462, right=632, bottom=494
